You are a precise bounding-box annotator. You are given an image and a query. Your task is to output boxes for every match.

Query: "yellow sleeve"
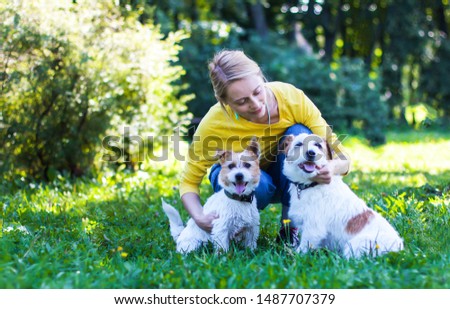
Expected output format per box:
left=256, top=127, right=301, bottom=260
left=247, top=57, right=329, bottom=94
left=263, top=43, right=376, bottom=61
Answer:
left=179, top=134, right=214, bottom=196
left=179, top=105, right=227, bottom=197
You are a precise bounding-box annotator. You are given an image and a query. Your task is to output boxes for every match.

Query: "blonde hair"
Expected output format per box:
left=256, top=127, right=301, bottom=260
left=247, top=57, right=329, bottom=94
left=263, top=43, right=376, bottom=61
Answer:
left=208, top=50, right=265, bottom=107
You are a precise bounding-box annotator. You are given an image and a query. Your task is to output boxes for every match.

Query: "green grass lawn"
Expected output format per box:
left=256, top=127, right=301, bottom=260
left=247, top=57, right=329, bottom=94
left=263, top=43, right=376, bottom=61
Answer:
left=1, top=130, right=449, bottom=288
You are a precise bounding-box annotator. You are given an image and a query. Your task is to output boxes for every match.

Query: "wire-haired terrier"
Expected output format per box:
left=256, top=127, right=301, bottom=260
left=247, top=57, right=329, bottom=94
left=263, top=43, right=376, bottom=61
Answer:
left=282, top=133, right=404, bottom=258
left=162, top=138, right=261, bottom=254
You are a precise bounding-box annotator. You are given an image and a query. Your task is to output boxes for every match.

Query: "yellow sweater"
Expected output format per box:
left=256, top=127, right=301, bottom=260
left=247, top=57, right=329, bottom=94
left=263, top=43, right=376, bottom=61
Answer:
left=179, top=81, right=349, bottom=196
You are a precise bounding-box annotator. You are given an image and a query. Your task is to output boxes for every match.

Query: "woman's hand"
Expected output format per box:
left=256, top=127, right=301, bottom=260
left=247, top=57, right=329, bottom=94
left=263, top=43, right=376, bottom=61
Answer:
left=312, top=161, right=334, bottom=184
left=181, top=192, right=219, bottom=233
left=194, top=212, right=219, bottom=233
left=311, top=157, right=351, bottom=184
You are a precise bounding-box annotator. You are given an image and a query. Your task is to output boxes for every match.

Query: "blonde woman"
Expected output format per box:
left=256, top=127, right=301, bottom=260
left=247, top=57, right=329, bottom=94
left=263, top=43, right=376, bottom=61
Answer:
left=179, top=50, right=351, bottom=244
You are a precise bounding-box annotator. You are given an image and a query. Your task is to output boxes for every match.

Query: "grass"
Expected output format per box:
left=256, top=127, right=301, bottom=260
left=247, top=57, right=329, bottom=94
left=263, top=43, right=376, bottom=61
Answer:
left=0, top=129, right=449, bottom=288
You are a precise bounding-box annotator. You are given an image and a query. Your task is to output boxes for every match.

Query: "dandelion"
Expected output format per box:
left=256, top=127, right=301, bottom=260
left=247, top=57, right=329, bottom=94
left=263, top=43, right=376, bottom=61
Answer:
left=375, top=243, right=380, bottom=250
left=282, top=219, right=291, bottom=225
left=117, top=246, right=123, bottom=252
left=121, top=252, right=128, bottom=258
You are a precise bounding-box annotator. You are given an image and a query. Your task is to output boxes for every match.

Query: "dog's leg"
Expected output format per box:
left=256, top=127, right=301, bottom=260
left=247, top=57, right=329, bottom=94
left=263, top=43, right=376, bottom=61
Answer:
left=344, top=233, right=404, bottom=258
left=211, top=224, right=231, bottom=253
left=242, top=226, right=259, bottom=250
left=176, top=237, right=204, bottom=254
left=297, top=225, right=327, bottom=254
left=212, top=232, right=230, bottom=253
left=343, top=236, right=377, bottom=258
left=175, top=220, right=210, bottom=254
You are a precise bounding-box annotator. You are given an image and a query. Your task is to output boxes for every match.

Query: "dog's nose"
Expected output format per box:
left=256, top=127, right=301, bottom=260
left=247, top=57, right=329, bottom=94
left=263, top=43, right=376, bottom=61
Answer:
left=306, top=150, right=316, bottom=160
left=235, top=173, right=244, bottom=182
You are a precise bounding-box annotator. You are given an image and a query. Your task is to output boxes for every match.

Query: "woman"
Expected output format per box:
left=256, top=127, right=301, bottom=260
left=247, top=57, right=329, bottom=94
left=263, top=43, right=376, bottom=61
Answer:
left=179, top=50, right=351, bottom=243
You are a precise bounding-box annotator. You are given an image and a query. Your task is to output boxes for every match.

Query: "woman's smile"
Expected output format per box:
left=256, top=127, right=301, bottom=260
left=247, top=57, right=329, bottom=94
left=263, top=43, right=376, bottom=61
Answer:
left=253, top=105, right=263, bottom=114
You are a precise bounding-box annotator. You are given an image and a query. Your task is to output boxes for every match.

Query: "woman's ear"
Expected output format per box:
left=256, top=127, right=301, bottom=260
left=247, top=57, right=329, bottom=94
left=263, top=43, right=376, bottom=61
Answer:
left=216, top=95, right=227, bottom=105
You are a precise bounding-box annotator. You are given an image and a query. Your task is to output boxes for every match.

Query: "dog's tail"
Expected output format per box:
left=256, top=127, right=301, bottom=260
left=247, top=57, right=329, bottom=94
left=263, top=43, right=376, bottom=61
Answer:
left=161, top=199, right=184, bottom=241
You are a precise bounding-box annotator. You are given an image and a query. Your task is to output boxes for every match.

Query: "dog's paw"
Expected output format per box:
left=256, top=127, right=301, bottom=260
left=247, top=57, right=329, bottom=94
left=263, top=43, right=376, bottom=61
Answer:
left=176, top=240, right=201, bottom=254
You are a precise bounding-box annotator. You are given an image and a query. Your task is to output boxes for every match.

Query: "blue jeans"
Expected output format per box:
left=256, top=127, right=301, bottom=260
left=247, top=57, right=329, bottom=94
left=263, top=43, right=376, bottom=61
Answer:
left=208, top=124, right=312, bottom=211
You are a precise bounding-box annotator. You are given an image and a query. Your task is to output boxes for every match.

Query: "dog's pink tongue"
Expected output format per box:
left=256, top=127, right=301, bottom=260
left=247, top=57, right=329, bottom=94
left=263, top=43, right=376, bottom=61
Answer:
left=235, top=183, right=246, bottom=195
left=303, top=162, right=316, bottom=172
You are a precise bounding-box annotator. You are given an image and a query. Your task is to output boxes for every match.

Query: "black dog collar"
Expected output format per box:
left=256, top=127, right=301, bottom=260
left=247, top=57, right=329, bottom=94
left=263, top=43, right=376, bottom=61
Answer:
left=293, top=182, right=319, bottom=198
left=224, top=190, right=255, bottom=203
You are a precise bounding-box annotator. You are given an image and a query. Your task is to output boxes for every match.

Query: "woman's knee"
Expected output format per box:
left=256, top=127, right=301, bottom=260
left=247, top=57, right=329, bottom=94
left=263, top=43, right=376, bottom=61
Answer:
left=208, top=163, right=222, bottom=192
left=282, top=123, right=312, bottom=138
left=270, top=124, right=312, bottom=205
left=255, top=171, right=276, bottom=210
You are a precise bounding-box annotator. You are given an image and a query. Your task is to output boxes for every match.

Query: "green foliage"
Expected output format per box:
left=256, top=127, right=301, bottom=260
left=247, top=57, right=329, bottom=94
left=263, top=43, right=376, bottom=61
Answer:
left=178, top=21, right=243, bottom=119
left=330, top=58, right=388, bottom=145
left=126, top=0, right=450, bottom=132
left=0, top=130, right=449, bottom=288
left=420, top=39, right=450, bottom=119
left=0, top=0, right=192, bottom=179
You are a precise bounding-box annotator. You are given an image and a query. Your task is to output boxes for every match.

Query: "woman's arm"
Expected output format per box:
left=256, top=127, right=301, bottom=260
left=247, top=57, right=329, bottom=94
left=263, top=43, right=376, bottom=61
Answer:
left=181, top=192, right=219, bottom=232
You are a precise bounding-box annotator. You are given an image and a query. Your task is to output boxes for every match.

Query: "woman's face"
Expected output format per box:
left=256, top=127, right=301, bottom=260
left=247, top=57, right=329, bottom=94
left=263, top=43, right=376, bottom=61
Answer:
left=224, top=75, right=267, bottom=123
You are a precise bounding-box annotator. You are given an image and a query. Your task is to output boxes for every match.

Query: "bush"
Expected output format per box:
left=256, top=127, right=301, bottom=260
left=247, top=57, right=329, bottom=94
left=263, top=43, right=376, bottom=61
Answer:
left=0, top=0, right=192, bottom=179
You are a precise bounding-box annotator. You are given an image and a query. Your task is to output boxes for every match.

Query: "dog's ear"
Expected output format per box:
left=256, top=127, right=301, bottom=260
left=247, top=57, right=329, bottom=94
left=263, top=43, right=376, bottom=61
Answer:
left=215, top=149, right=230, bottom=162
left=246, top=137, right=260, bottom=158
left=279, top=135, right=294, bottom=154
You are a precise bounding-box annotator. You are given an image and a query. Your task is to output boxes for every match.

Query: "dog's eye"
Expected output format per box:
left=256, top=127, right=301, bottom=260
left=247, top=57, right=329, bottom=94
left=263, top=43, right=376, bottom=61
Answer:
left=228, top=163, right=236, bottom=169
left=315, top=143, right=323, bottom=149
left=294, top=142, right=303, bottom=147
left=243, top=162, right=251, bottom=168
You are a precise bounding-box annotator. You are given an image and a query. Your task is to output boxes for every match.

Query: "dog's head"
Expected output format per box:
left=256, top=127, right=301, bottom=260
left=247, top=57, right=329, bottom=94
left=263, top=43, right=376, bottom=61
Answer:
left=281, top=133, right=331, bottom=184
left=217, top=138, right=260, bottom=196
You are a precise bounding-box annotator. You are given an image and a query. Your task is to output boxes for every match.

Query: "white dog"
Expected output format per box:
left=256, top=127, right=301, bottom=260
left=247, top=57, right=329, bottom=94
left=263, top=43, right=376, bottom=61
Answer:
left=282, top=133, right=404, bottom=258
left=162, top=139, right=261, bottom=254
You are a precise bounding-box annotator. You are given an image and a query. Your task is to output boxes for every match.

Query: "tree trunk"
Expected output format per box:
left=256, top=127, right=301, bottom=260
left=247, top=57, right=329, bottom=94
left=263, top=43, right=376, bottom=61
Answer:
left=322, top=2, right=338, bottom=60
left=248, top=2, right=269, bottom=39
left=435, top=1, right=448, bottom=35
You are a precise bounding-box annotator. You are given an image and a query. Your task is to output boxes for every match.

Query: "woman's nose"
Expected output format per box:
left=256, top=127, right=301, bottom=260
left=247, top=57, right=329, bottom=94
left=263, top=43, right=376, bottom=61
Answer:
left=249, top=96, right=260, bottom=109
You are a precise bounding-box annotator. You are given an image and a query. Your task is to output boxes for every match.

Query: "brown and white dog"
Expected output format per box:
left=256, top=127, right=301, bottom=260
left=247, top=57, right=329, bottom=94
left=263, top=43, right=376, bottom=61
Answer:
left=162, top=139, right=261, bottom=254
left=282, top=133, right=404, bottom=258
